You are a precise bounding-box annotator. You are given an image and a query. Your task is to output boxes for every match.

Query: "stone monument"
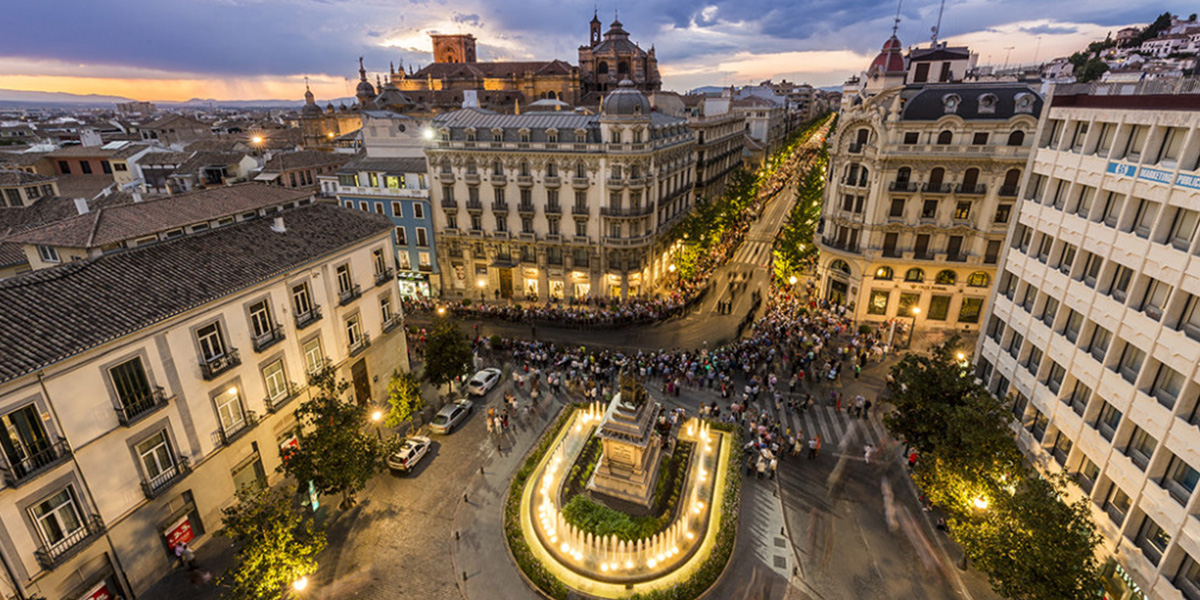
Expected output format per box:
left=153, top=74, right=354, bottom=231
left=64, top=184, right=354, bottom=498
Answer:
left=588, top=370, right=662, bottom=508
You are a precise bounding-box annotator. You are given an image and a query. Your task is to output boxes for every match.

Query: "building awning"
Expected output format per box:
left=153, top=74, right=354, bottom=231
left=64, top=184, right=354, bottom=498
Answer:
left=254, top=172, right=281, bottom=182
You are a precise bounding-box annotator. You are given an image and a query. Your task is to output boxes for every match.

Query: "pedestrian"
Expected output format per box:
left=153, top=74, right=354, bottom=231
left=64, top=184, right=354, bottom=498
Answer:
left=807, top=437, right=818, bottom=459
left=863, top=398, right=873, bottom=418
left=863, top=444, right=873, bottom=465
left=756, top=456, right=767, bottom=479
left=908, top=450, right=918, bottom=469
left=174, top=541, right=195, bottom=570
left=854, top=364, right=861, bottom=379
left=769, top=457, right=778, bottom=479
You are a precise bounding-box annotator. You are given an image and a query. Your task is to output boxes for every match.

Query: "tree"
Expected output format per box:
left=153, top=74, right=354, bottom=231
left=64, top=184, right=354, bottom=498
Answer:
left=385, top=371, right=425, bottom=430
left=882, top=338, right=984, bottom=455
left=956, top=474, right=1102, bottom=600
left=279, top=365, right=388, bottom=508
left=422, top=316, right=473, bottom=393
left=218, top=485, right=326, bottom=600
left=1075, top=58, right=1109, bottom=83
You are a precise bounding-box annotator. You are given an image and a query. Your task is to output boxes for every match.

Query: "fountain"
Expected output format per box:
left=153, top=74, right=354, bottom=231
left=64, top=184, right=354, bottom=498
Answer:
left=587, top=370, right=662, bottom=507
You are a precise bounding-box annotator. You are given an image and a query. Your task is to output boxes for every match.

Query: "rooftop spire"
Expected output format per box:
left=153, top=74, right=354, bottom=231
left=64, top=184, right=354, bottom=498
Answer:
left=892, top=0, right=903, bottom=37
left=358, top=56, right=367, bottom=81
left=931, top=0, right=946, bottom=45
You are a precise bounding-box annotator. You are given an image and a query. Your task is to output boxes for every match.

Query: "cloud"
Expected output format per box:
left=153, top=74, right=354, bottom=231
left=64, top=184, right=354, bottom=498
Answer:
left=452, top=12, right=483, bottom=27
left=1020, top=24, right=1079, bottom=36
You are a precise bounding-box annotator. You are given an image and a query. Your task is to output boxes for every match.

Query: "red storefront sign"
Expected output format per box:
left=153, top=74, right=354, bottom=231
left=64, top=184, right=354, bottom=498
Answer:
left=164, top=514, right=194, bottom=548
left=79, top=582, right=112, bottom=600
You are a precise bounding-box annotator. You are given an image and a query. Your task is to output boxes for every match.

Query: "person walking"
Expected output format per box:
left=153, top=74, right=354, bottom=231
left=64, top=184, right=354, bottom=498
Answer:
left=769, top=456, right=778, bottom=479
left=756, top=456, right=767, bottom=479
left=807, top=436, right=819, bottom=459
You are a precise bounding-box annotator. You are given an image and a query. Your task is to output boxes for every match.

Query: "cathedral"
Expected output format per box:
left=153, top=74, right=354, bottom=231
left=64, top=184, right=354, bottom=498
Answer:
left=577, top=13, right=661, bottom=100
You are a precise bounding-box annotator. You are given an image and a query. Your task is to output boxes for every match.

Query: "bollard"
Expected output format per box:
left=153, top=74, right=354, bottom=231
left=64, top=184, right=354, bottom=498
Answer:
left=463, top=492, right=469, bottom=503
left=455, top=531, right=460, bottom=540
left=480, top=466, right=485, bottom=475
left=463, top=571, right=468, bottom=581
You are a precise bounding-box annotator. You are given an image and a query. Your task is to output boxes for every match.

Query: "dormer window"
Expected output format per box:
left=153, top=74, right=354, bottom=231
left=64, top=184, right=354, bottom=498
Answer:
left=632, top=129, right=643, bottom=143
left=490, top=128, right=504, bottom=142
left=465, top=128, right=477, bottom=142
left=438, top=127, right=450, bottom=141
left=942, top=94, right=961, bottom=114
left=612, top=130, right=622, bottom=144
left=574, top=130, right=587, bottom=144
left=978, top=93, right=998, bottom=114
left=1014, top=93, right=1035, bottom=114
left=546, top=128, right=558, bottom=144
left=519, top=128, right=531, bottom=143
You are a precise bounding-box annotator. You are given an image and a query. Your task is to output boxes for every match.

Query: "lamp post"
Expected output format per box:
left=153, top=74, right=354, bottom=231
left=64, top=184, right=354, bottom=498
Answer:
left=437, top=306, right=446, bottom=317
left=477, top=279, right=486, bottom=303
left=371, top=410, right=383, bottom=441
left=959, top=496, right=990, bottom=570
left=907, top=306, right=920, bottom=348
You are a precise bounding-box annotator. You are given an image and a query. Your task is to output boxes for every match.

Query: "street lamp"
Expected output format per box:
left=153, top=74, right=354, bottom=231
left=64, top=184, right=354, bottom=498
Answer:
left=788, top=275, right=798, bottom=286
left=293, top=577, right=308, bottom=592
left=907, top=306, right=920, bottom=348
left=371, top=410, right=383, bottom=440
left=437, top=306, right=446, bottom=316
left=477, top=279, right=486, bottom=303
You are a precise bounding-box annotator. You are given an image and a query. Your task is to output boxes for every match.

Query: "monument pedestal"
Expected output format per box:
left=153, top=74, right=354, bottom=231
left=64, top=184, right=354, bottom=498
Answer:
left=588, top=372, right=661, bottom=508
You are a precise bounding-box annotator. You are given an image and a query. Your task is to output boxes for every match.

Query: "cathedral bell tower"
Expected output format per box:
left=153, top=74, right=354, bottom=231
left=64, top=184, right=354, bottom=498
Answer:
left=590, top=10, right=602, bottom=47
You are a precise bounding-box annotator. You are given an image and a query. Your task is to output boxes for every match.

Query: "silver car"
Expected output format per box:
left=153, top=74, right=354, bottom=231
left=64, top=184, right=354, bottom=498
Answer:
left=429, top=399, right=474, bottom=434
left=466, top=368, right=502, bottom=396
left=387, top=436, right=431, bottom=472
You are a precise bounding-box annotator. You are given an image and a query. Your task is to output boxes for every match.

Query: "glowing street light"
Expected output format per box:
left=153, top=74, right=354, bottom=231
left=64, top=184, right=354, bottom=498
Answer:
left=293, top=576, right=308, bottom=591
left=973, top=496, right=989, bottom=510
left=907, top=306, right=920, bottom=348
left=788, top=275, right=798, bottom=286
left=251, top=135, right=264, bottom=145
left=437, top=306, right=446, bottom=316
left=371, top=410, right=383, bottom=440
left=423, top=128, right=436, bottom=140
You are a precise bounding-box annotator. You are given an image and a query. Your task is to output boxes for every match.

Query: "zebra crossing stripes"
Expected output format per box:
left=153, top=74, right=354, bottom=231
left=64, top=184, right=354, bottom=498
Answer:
left=732, top=241, right=773, bottom=267
left=779, top=406, right=890, bottom=448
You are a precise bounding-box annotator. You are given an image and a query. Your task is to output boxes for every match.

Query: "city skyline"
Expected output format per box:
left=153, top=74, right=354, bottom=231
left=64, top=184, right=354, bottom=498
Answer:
left=0, top=0, right=1193, bottom=102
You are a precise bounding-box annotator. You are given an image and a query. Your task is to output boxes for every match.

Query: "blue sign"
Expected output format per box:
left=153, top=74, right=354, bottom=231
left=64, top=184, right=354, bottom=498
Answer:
left=1178, top=173, right=1200, bottom=191
left=1108, top=160, right=1200, bottom=191
left=1138, top=166, right=1174, bottom=184
left=1106, top=161, right=1138, bottom=178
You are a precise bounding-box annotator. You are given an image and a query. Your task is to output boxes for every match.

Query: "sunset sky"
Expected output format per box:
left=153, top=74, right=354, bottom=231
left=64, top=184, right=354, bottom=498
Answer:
left=0, top=0, right=1191, bottom=102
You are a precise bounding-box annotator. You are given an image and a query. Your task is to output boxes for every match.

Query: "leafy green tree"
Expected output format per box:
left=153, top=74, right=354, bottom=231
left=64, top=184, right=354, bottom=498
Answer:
left=422, top=316, right=473, bottom=393
left=882, top=338, right=984, bottom=454
left=1076, top=58, right=1109, bottom=83
left=218, top=485, right=326, bottom=600
left=385, top=371, right=425, bottom=430
left=280, top=365, right=388, bottom=508
left=956, top=474, right=1102, bottom=600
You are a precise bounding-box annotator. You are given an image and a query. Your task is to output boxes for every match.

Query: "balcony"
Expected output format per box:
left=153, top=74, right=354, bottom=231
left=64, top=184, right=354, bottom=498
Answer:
left=848, top=143, right=863, bottom=153
left=545, top=203, right=562, bottom=215
left=627, top=177, right=648, bottom=189
left=889, top=181, right=918, bottom=193
left=200, top=349, right=241, bottom=380
left=0, top=439, right=72, bottom=487
left=602, top=234, right=654, bottom=247
left=516, top=175, right=534, bottom=187
left=35, top=514, right=104, bottom=570
left=463, top=173, right=480, bottom=185
left=252, top=325, right=285, bottom=353
left=571, top=177, right=590, bottom=189
left=518, top=232, right=537, bottom=241
left=517, top=202, right=536, bottom=214
left=490, top=174, right=507, bottom=186
left=466, top=200, right=484, bottom=212
left=338, top=284, right=362, bottom=306
left=601, top=205, right=655, bottom=217
left=572, top=205, right=590, bottom=216
left=820, top=238, right=860, bottom=254
left=607, top=178, right=625, bottom=189
left=375, top=267, right=394, bottom=287
left=115, top=387, right=171, bottom=426
left=999, top=185, right=1019, bottom=197
left=383, top=313, right=403, bottom=334
left=956, top=183, right=987, bottom=195
left=218, top=411, right=258, bottom=446
left=544, top=176, right=561, bottom=188
left=946, top=254, right=969, bottom=263
left=438, top=171, right=455, bottom=184
left=491, top=201, right=509, bottom=212
left=141, top=456, right=191, bottom=499
left=295, top=305, right=322, bottom=330
left=264, top=382, right=301, bottom=413
left=348, top=333, right=372, bottom=357
left=923, top=183, right=953, bottom=194
left=881, top=248, right=902, bottom=258
left=440, top=198, right=458, bottom=209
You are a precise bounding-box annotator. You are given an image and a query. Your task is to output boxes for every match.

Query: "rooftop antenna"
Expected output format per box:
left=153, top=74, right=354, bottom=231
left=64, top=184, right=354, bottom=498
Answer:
left=930, top=0, right=946, bottom=45
left=1002, top=46, right=1015, bottom=70
left=892, top=0, right=903, bottom=37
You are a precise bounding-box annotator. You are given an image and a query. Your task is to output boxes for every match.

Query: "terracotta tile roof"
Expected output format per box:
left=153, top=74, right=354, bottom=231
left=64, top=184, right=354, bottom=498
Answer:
left=0, top=203, right=392, bottom=384
left=185, top=139, right=248, bottom=153
left=143, top=114, right=209, bottom=130
left=53, top=176, right=115, bottom=201
left=261, top=150, right=352, bottom=173
left=0, top=170, right=55, bottom=187
left=46, top=145, right=117, bottom=158
left=8, top=183, right=312, bottom=248
left=139, top=151, right=192, bottom=166
left=0, top=152, right=48, bottom=167
left=171, top=151, right=248, bottom=176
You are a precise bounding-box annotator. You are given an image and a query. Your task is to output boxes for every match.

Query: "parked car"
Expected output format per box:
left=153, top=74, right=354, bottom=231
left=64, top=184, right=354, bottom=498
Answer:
left=465, top=368, right=502, bottom=396
left=387, top=436, right=432, bottom=472
left=430, top=399, right=474, bottom=434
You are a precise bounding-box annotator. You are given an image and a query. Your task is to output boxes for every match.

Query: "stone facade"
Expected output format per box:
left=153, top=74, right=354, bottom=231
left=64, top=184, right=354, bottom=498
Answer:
left=589, top=372, right=661, bottom=508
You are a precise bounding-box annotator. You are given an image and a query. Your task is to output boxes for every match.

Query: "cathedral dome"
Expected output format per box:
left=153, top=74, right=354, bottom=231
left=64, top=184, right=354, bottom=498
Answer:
left=601, top=80, right=650, bottom=117
left=374, top=82, right=413, bottom=110
left=356, top=79, right=377, bottom=98
left=869, top=35, right=906, bottom=74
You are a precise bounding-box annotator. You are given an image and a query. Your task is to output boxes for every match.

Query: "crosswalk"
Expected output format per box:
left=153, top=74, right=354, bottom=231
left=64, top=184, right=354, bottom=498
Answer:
left=731, top=240, right=774, bottom=268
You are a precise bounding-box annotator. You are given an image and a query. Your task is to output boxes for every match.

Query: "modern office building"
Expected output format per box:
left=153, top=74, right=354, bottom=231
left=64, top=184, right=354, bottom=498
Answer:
left=974, top=79, right=1200, bottom=600
left=426, top=81, right=696, bottom=301
left=816, top=35, right=1042, bottom=333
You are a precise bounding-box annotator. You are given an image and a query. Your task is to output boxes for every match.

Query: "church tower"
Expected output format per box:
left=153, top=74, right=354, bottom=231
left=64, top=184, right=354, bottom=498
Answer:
left=431, top=34, right=477, bottom=63
left=590, top=11, right=602, bottom=47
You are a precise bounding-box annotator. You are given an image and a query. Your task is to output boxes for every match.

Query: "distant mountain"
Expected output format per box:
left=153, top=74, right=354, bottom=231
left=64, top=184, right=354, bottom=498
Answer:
left=688, top=85, right=728, bottom=95
left=818, top=85, right=841, bottom=92
left=158, top=97, right=357, bottom=109
left=0, top=88, right=136, bottom=106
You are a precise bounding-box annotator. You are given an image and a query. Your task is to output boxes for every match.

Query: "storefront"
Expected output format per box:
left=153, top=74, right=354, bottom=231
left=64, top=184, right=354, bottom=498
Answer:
left=548, top=268, right=565, bottom=300
left=398, top=271, right=432, bottom=298
left=523, top=268, right=539, bottom=299
left=1100, top=558, right=1148, bottom=600
left=571, top=271, right=590, bottom=300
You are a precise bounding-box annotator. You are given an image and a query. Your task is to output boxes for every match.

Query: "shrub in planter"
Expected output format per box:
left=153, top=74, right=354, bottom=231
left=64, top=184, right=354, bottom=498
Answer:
left=490, top=334, right=503, bottom=349
left=859, top=324, right=873, bottom=335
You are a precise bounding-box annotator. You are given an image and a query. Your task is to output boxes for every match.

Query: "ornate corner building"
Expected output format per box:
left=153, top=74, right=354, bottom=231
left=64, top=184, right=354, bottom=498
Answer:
left=426, top=82, right=695, bottom=301
left=816, top=35, right=1043, bottom=332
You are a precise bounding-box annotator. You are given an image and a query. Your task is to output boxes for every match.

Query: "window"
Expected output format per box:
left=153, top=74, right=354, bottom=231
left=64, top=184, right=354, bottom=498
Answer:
left=1025, top=346, right=1043, bottom=374
left=57, top=160, right=70, bottom=174
left=336, top=264, right=353, bottom=295
left=1035, top=234, right=1053, bottom=262
left=1096, top=401, right=1121, bottom=440
left=1103, top=485, right=1130, bottom=525
left=1131, top=199, right=1159, bottom=238
left=1164, top=454, right=1199, bottom=505
left=292, top=282, right=314, bottom=318
left=30, top=487, right=84, bottom=551
left=921, top=199, right=937, bottom=218
left=303, top=337, right=324, bottom=374
left=935, top=270, right=956, bottom=285
left=248, top=300, right=274, bottom=341
left=954, top=201, right=971, bottom=220
left=1168, top=206, right=1199, bottom=250
left=80, top=161, right=92, bottom=175
left=1064, top=380, right=1091, bottom=415
left=1123, top=125, right=1148, bottom=160
left=904, top=268, right=924, bottom=282
left=993, top=204, right=1012, bottom=224
left=416, top=228, right=428, bottom=247
left=1149, top=363, right=1185, bottom=408
left=215, top=387, right=246, bottom=435
left=419, top=252, right=431, bottom=269
left=873, top=266, right=893, bottom=280
left=1007, top=130, right=1025, bottom=146
left=1135, top=516, right=1170, bottom=565
left=984, top=240, right=1001, bottom=264
left=1062, top=309, right=1083, bottom=343
left=1109, top=264, right=1134, bottom=302
left=374, top=203, right=384, bottom=215
left=966, top=272, right=989, bottom=288
left=928, top=295, right=950, bottom=320
left=1117, top=342, right=1145, bottom=383
left=394, top=226, right=407, bottom=246
left=958, top=297, right=983, bottom=323
left=1174, top=553, right=1200, bottom=600
left=575, top=220, right=588, bottom=237
left=1127, top=426, right=1157, bottom=470
left=1101, top=191, right=1122, bottom=228
left=903, top=132, right=919, bottom=144
left=37, top=245, right=59, bottom=263
left=1051, top=432, right=1072, bottom=465
left=1045, top=361, right=1065, bottom=393
left=1157, top=126, right=1185, bottom=167
left=1095, top=123, right=1114, bottom=155
left=263, top=359, right=288, bottom=401
left=867, top=290, right=890, bottom=315
left=345, top=313, right=363, bottom=346
left=1058, top=243, right=1077, bottom=275
left=1074, top=186, right=1095, bottom=217
left=936, top=130, right=953, bottom=145
left=889, top=198, right=905, bottom=217
left=1139, top=278, right=1171, bottom=320
left=196, top=322, right=226, bottom=362
left=1081, top=252, right=1102, bottom=287
left=1041, top=296, right=1059, bottom=327
left=1177, top=294, right=1200, bottom=341
left=137, top=430, right=176, bottom=482
left=972, top=132, right=989, bottom=145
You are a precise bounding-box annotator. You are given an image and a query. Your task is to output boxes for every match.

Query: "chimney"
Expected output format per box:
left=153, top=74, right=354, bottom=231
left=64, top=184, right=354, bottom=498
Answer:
left=462, top=90, right=479, bottom=109
left=271, top=216, right=287, bottom=233
left=132, top=191, right=143, bottom=203
left=73, top=198, right=89, bottom=215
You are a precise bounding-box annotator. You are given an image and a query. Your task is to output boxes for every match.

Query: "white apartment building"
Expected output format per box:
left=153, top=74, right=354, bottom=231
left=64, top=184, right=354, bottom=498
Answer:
left=817, top=77, right=1042, bottom=331
left=0, top=204, right=404, bottom=600
left=427, top=82, right=696, bottom=301
left=975, top=80, right=1200, bottom=600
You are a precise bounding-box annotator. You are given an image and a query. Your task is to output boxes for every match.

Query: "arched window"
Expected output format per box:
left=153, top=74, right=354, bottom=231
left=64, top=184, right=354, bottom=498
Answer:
left=493, top=160, right=504, bottom=176
left=829, top=259, right=851, bottom=275
left=858, top=166, right=869, bottom=187
left=928, top=167, right=945, bottom=187
left=598, top=62, right=609, bottom=74
left=441, top=158, right=452, bottom=174
left=548, top=91, right=557, bottom=100
left=896, top=166, right=912, bottom=184
left=1003, top=168, right=1021, bottom=188
left=874, top=266, right=894, bottom=280
left=575, top=162, right=587, bottom=178
left=961, top=168, right=980, bottom=192
left=1007, top=131, right=1025, bottom=146
left=905, top=268, right=925, bottom=282
left=546, top=162, right=557, bottom=177
left=967, top=272, right=991, bottom=287
left=935, top=269, right=957, bottom=285
left=936, top=130, right=953, bottom=145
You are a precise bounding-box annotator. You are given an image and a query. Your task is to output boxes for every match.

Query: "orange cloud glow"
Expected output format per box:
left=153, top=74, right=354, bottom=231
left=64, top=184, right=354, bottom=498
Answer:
left=0, top=74, right=353, bottom=103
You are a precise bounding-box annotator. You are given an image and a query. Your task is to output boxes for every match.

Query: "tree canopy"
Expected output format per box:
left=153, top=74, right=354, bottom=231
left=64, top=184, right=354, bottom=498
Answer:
left=422, top=316, right=473, bottom=392
left=218, top=485, right=326, bottom=600
left=385, top=370, right=426, bottom=430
